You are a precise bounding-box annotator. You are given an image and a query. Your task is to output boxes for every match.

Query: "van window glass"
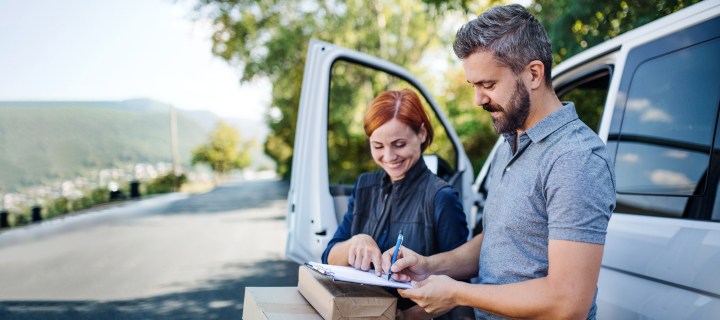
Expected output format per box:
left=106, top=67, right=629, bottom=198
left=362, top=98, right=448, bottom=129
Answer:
left=557, top=70, right=610, bottom=133
left=615, top=38, right=720, bottom=196
left=615, top=194, right=687, bottom=217
left=327, top=61, right=458, bottom=189
left=712, top=186, right=720, bottom=221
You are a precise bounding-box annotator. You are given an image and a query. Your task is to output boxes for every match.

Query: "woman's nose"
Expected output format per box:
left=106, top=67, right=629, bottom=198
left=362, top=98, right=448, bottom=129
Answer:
left=384, top=148, right=397, bottom=161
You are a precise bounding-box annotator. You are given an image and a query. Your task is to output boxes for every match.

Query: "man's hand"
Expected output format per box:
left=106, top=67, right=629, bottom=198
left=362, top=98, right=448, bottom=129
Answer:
left=398, top=275, right=461, bottom=314
left=347, top=234, right=383, bottom=276
left=381, top=245, right=432, bottom=282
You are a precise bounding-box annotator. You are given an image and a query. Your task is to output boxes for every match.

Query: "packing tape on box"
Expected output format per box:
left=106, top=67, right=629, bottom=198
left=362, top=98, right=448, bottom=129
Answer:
left=256, top=302, right=319, bottom=314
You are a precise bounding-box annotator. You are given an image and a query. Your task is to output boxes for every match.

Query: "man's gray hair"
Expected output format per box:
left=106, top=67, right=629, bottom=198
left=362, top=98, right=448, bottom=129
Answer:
left=453, top=4, right=553, bottom=88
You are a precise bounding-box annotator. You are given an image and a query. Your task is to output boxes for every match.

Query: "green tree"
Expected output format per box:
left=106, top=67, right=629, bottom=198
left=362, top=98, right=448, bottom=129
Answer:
left=426, top=0, right=702, bottom=174
left=191, top=121, right=252, bottom=181
left=529, top=0, right=703, bottom=66
left=195, top=0, right=702, bottom=182
left=195, top=0, right=463, bottom=179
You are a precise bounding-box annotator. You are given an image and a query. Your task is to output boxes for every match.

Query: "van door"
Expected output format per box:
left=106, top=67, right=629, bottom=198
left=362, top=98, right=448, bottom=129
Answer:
left=285, top=39, right=475, bottom=264
left=597, top=16, right=720, bottom=319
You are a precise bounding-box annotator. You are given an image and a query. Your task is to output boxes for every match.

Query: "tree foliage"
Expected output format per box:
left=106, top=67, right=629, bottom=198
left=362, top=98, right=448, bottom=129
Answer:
left=195, top=0, right=461, bottom=180
left=195, top=0, right=704, bottom=182
left=191, top=121, right=252, bottom=180
left=529, top=0, right=702, bottom=66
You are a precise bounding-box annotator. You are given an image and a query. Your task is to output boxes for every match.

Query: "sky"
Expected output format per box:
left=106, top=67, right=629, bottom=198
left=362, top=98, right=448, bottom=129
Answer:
left=0, top=0, right=532, bottom=121
left=0, top=0, right=271, bottom=120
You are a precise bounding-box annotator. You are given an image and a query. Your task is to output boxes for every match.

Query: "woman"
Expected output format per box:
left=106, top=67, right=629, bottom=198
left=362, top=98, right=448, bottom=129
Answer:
left=321, top=89, right=468, bottom=320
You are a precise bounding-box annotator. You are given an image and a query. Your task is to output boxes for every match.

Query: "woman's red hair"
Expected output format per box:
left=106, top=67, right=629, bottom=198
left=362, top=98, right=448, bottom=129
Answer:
left=364, top=89, right=434, bottom=152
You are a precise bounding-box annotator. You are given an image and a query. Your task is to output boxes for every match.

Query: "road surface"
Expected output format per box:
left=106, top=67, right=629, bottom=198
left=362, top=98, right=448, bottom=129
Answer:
left=0, top=178, right=299, bottom=319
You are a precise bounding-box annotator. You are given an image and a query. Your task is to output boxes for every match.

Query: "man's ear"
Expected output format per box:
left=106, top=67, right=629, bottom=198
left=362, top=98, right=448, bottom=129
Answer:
left=527, top=60, right=545, bottom=90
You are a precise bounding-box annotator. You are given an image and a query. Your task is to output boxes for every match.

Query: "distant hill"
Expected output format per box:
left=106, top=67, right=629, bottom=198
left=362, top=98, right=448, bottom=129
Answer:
left=182, top=109, right=269, bottom=144
left=0, top=99, right=273, bottom=192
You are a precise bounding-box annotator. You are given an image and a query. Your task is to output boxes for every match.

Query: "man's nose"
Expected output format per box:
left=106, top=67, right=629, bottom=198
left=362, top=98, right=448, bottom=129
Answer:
left=475, top=90, right=490, bottom=106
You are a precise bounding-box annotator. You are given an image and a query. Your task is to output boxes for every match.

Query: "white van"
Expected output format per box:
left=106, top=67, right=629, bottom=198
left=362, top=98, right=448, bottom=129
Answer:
left=285, top=0, right=720, bottom=318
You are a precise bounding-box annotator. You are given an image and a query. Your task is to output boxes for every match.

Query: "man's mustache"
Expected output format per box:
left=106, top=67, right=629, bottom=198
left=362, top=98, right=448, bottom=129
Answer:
left=483, top=104, right=504, bottom=113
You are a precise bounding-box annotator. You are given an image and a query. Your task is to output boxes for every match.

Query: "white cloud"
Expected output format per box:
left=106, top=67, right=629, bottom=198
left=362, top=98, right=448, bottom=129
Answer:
left=617, top=153, right=641, bottom=164
left=641, top=108, right=673, bottom=123
left=626, top=98, right=651, bottom=111
left=626, top=98, right=673, bottom=123
left=663, top=150, right=689, bottom=159
left=650, top=169, right=695, bottom=188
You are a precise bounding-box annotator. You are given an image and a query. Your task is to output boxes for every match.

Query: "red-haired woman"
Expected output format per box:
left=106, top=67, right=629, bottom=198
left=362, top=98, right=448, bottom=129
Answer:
left=321, top=89, right=468, bottom=319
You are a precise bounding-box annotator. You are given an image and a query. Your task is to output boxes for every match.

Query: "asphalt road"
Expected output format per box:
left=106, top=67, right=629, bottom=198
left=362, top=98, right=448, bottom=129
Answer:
left=0, top=177, right=299, bottom=319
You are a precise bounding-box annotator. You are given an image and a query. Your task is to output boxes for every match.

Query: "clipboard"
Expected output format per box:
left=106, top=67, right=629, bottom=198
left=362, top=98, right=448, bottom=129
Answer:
left=304, top=262, right=413, bottom=289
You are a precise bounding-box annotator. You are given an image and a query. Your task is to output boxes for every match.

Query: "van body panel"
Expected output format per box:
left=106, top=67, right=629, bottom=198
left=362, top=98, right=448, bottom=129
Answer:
left=597, top=267, right=720, bottom=319
left=603, top=213, right=720, bottom=296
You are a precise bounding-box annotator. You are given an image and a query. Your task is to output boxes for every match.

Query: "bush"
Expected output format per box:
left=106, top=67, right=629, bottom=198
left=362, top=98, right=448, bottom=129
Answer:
left=50, top=197, right=69, bottom=217
left=13, top=212, right=30, bottom=227
left=92, top=188, right=109, bottom=204
left=146, top=173, right=187, bottom=195
left=70, top=197, right=90, bottom=211
left=81, top=195, right=92, bottom=208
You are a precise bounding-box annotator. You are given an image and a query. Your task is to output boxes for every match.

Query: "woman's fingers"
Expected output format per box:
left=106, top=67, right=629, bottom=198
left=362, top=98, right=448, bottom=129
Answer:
left=348, top=247, right=356, bottom=267
left=360, top=248, right=372, bottom=271
left=347, top=235, right=384, bottom=273
left=371, top=250, right=383, bottom=276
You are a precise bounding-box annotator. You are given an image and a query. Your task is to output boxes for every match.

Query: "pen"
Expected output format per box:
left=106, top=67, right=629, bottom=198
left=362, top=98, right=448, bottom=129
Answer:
left=388, top=230, right=403, bottom=281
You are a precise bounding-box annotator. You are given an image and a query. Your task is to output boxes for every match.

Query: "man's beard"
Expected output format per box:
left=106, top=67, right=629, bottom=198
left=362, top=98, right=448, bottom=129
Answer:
left=483, top=79, right=531, bottom=135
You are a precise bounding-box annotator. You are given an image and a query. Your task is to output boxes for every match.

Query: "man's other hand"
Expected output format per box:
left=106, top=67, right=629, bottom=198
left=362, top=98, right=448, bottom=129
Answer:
left=398, top=275, right=460, bottom=314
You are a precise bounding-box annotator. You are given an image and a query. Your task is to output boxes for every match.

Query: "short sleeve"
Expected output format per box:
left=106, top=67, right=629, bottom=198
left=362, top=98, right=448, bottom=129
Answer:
left=321, top=181, right=357, bottom=264
left=545, top=149, right=615, bottom=245
left=433, top=187, right=469, bottom=253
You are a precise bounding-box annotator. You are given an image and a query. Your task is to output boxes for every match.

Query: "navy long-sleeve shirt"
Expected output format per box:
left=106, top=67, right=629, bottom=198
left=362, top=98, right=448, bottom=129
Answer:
left=321, top=180, right=468, bottom=264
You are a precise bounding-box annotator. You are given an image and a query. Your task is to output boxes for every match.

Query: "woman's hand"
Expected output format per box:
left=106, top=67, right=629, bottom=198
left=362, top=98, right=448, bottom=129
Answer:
left=348, top=234, right=383, bottom=276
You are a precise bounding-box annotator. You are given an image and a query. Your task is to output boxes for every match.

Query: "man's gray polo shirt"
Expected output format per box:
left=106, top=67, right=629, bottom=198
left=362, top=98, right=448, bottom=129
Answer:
left=475, top=103, right=616, bottom=320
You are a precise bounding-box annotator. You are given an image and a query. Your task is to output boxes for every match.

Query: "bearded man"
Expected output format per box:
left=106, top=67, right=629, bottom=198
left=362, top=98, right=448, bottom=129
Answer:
left=381, top=4, right=616, bottom=320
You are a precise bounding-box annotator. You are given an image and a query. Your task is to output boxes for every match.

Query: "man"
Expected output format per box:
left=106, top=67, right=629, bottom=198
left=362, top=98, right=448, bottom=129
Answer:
left=381, top=4, right=615, bottom=320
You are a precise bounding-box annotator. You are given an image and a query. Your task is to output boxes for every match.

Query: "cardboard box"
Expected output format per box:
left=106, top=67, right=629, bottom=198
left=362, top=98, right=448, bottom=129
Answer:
left=297, top=265, right=397, bottom=320
left=243, top=287, right=323, bottom=320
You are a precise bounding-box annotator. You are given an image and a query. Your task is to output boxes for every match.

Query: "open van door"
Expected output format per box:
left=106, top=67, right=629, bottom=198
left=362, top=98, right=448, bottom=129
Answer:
left=285, top=39, right=475, bottom=264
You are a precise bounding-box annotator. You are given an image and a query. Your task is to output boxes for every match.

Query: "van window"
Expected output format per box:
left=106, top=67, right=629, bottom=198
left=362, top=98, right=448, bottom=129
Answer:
left=614, top=38, right=720, bottom=197
left=712, top=186, right=720, bottom=221
left=557, top=68, right=611, bottom=133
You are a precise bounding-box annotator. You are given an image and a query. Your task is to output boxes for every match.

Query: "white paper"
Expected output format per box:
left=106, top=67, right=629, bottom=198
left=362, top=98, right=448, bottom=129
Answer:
left=307, top=262, right=414, bottom=289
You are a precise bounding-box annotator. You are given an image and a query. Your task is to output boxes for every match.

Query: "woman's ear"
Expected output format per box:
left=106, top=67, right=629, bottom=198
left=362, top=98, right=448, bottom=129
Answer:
left=419, top=123, right=427, bottom=143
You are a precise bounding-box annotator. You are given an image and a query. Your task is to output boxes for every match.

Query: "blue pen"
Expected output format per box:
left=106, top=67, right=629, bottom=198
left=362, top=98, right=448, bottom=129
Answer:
left=388, top=230, right=404, bottom=281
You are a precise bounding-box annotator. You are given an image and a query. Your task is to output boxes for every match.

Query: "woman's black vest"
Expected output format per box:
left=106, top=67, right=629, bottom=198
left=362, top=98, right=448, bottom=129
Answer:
left=349, top=158, right=450, bottom=256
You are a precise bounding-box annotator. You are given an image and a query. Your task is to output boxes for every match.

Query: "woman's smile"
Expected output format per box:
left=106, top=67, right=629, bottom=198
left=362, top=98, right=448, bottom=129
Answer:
left=386, top=160, right=404, bottom=169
